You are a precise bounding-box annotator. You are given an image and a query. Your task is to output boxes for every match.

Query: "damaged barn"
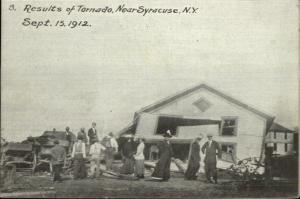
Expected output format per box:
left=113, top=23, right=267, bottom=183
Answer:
left=118, top=83, right=296, bottom=172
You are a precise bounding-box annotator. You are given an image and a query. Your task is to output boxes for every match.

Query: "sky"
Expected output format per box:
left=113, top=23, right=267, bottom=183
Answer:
left=2, top=0, right=298, bottom=141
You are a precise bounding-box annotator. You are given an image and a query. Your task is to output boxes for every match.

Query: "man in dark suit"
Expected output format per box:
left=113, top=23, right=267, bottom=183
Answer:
left=88, top=122, right=99, bottom=145
left=65, top=126, right=76, bottom=154
left=201, top=133, right=221, bottom=184
left=77, top=127, right=88, bottom=144
left=50, top=140, right=66, bottom=182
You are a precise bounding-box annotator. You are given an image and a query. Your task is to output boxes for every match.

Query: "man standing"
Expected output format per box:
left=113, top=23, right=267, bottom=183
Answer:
left=72, top=135, right=87, bottom=179
left=201, top=133, right=221, bottom=184
left=77, top=127, right=88, bottom=144
left=185, top=133, right=203, bottom=180
left=65, top=127, right=76, bottom=154
left=104, top=132, right=118, bottom=171
left=88, top=122, right=99, bottom=145
left=50, top=140, right=66, bottom=182
left=89, top=139, right=106, bottom=178
left=151, top=130, right=173, bottom=181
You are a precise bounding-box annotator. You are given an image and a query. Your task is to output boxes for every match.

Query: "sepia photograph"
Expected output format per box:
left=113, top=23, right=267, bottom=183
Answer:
left=1, top=0, right=299, bottom=198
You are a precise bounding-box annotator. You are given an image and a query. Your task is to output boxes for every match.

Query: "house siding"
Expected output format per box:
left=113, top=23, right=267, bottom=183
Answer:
left=265, top=131, right=295, bottom=155
left=136, top=88, right=267, bottom=160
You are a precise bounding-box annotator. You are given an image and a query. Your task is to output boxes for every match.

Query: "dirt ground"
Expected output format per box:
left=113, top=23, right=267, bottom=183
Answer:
left=1, top=172, right=298, bottom=198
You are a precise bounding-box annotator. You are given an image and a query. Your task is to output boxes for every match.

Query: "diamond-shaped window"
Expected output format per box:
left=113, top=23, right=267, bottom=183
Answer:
left=193, top=98, right=211, bottom=112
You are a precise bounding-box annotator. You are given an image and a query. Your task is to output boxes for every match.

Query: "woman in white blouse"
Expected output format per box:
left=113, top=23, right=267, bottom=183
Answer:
left=134, top=137, right=145, bottom=179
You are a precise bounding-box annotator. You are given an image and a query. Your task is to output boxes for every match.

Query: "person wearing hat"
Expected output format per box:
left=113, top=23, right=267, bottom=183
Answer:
left=89, top=138, right=106, bottom=178
left=151, top=130, right=173, bottom=181
left=185, top=133, right=203, bottom=180
left=72, top=134, right=87, bottom=179
left=201, top=133, right=221, bottom=184
left=104, top=132, right=119, bottom=171
left=50, top=139, right=66, bottom=182
left=120, top=134, right=136, bottom=175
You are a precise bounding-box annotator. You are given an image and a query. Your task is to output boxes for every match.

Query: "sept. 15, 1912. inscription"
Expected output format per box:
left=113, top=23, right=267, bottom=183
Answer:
left=20, top=4, right=199, bottom=29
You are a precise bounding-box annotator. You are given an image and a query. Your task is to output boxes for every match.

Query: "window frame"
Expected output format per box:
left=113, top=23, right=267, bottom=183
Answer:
left=284, top=132, right=287, bottom=140
left=193, top=97, right=212, bottom=112
left=284, top=143, right=288, bottom=152
left=220, top=116, right=238, bottom=137
left=219, top=142, right=237, bottom=163
left=274, top=131, right=277, bottom=139
left=273, top=143, right=277, bottom=151
left=154, top=115, right=180, bottom=137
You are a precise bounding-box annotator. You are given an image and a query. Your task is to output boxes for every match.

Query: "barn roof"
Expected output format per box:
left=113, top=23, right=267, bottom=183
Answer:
left=117, top=122, right=136, bottom=136
left=135, top=83, right=274, bottom=122
left=269, top=122, right=294, bottom=133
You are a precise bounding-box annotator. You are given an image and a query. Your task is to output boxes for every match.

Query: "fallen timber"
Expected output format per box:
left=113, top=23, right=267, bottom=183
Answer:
left=144, top=161, right=156, bottom=168
left=171, top=158, right=186, bottom=173
left=144, top=159, right=186, bottom=174
left=99, top=168, right=139, bottom=181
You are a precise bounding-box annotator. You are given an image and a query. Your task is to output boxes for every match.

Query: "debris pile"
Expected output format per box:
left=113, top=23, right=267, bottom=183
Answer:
left=227, top=157, right=264, bottom=181
left=1, top=143, right=36, bottom=174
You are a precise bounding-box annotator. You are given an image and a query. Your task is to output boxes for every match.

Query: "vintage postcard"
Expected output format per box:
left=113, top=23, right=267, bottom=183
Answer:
left=1, top=0, right=299, bottom=198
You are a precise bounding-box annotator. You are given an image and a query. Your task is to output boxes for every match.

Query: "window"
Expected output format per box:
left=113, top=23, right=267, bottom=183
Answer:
left=285, top=143, right=288, bottom=152
left=273, top=143, right=277, bottom=151
left=284, top=132, right=287, bottom=140
left=220, top=143, right=236, bottom=162
left=274, top=132, right=277, bottom=139
left=193, top=98, right=212, bottom=112
left=155, top=116, right=177, bottom=136
left=221, top=117, right=238, bottom=136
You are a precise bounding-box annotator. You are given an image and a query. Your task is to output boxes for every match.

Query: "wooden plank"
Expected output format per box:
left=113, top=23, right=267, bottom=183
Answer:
left=99, top=169, right=121, bottom=177
left=144, top=177, right=164, bottom=182
left=171, top=158, right=186, bottom=173
left=99, top=168, right=138, bottom=181
left=144, top=162, right=156, bottom=168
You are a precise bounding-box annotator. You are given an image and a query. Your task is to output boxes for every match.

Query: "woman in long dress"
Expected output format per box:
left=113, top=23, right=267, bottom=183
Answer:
left=184, top=134, right=203, bottom=180
left=120, top=136, right=136, bottom=174
left=151, top=130, right=173, bottom=181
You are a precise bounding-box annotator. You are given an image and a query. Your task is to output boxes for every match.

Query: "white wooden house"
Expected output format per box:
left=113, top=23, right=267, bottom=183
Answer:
left=119, top=83, right=278, bottom=163
left=265, top=123, right=296, bottom=155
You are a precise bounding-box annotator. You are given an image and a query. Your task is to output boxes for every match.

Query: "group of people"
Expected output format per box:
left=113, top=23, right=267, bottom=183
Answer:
left=119, top=135, right=146, bottom=178
left=50, top=122, right=119, bottom=182
left=186, top=132, right=221, bottom=184
left=50, top=122, right=222, bottom=184
left=151, top=130, right=221, bottom=184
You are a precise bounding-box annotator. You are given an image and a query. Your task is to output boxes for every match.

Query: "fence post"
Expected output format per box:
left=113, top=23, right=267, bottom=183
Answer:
left=264, top=146, right=273, bottom=184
